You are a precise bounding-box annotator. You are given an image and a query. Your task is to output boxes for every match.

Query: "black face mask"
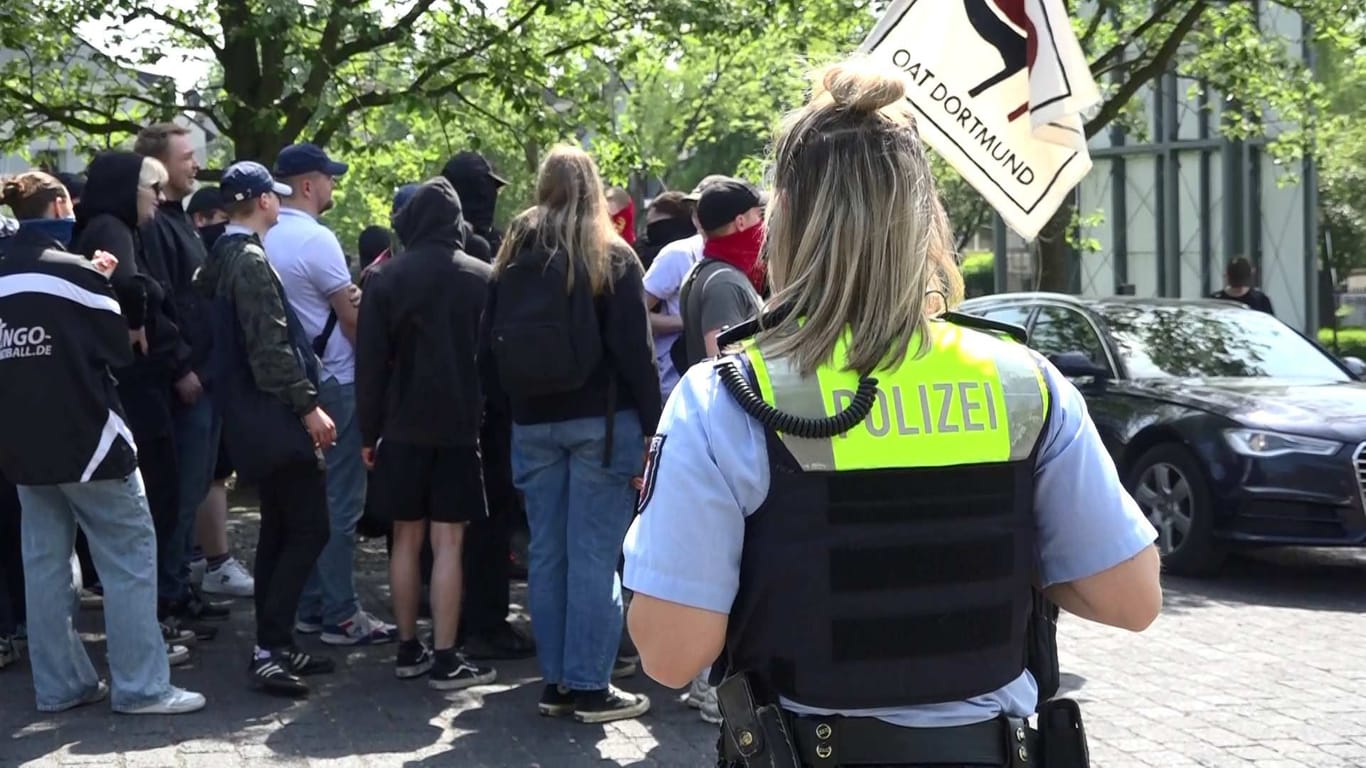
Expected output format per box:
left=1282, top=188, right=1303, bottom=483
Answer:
left=199, top=222, right=227, bottom=249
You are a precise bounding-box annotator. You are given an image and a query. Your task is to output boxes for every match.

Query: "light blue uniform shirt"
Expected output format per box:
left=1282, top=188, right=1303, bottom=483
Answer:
left=623, top=351, right=1157, bottom=727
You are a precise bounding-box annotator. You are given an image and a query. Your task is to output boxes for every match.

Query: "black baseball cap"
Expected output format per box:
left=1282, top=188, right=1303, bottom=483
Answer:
left=442, top=151, right=508, bottom=188
left=55, top=172, right=86, bottom=199
left=683, top=174, right=732, bottom=202
left=185, top=186, right=224, bottom=215
left=273, top=143, right=349, bottom=178
left=696, top=179, right=766, bottom=232
left=220, top=162, right=292, bottom=203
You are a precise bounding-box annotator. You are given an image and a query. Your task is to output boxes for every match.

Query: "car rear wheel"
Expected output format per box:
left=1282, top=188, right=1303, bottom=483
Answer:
left=1127, top=443, right=1225, bottom=577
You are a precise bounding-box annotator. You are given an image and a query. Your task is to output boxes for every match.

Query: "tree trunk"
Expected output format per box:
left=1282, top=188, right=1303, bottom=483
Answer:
left=1034, top=199, right=1074, bottom=292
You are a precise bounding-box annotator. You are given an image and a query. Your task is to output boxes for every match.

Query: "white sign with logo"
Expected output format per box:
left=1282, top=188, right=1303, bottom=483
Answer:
left=860, top=0, right=1101, bottom=241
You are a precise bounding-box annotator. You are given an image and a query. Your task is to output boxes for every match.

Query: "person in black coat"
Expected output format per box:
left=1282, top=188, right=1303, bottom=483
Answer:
left=73, top=152, right=228, bottom=629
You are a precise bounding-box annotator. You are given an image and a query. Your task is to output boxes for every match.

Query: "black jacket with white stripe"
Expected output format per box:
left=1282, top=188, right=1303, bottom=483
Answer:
left=0, top=226, right=137, bottom=486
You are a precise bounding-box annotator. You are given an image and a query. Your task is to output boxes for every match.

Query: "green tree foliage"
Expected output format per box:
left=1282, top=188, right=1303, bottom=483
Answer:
left=1316, top=32, right=1366, bottom=276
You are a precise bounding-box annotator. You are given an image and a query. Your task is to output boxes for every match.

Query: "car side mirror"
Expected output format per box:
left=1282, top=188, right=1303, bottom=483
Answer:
left=1343, top=356, right=1366, bottom=379
left=1049, top=351, right=1111, bottom=381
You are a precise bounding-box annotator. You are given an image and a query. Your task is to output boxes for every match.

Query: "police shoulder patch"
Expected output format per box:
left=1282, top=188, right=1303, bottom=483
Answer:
left=636, top=434, right=667, bottom=514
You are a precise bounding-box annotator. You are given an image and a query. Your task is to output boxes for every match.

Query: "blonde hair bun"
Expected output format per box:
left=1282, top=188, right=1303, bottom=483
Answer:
left=816, top=59, right=908, bottom=114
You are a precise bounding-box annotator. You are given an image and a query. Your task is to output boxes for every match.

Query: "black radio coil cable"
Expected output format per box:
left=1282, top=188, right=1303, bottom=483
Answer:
left=717, top=360, right=880, bottom=440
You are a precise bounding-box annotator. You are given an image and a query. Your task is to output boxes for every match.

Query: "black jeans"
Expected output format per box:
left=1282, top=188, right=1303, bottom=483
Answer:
left=460, top=406, right=518, bottom=636
left=0, top=473, right=24, bottom=635
left=254, top=460, right=330, bottom=649
left=136, top=431, right=181, bottom=609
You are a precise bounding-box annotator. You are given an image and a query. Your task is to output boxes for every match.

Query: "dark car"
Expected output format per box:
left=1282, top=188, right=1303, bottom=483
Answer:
left=959, top=292, right=1366, bottom=576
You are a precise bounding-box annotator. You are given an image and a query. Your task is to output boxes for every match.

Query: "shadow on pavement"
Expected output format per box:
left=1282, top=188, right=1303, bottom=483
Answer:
left=1158, top=547, right=1366, bottom=616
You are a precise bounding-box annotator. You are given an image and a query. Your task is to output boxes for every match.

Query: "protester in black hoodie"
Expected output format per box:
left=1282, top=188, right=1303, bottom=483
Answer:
left=73, top=151, right=227, bottom=632
left=356, top=177, right=497, bottom=689
left=442, top=151, right=506, bottom=257
left=438, top=154, right=532, bottom=659
left=633, top=191, right=697, bottom=272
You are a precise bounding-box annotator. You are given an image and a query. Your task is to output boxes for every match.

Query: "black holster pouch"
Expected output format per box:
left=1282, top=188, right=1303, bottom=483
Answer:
left=1038, top=697, right=1090, bottom=768
left=1027, top=588, right=1061, bottom=702
left=716, top=672, right=801, bottom=768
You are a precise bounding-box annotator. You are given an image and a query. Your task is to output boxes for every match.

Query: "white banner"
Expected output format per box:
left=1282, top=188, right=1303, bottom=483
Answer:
left=861, top=0, right=1101, bottom=241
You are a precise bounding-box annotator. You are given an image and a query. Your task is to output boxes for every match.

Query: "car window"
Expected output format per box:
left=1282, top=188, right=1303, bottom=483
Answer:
left=1101, top=304, right=1349, bottom=381
left=978, top=305, right=1033, bottom=328
left=1029, top=306, right=1109, bottom=368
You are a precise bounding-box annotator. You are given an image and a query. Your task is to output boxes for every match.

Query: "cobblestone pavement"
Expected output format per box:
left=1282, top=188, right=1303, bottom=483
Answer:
left=2, top=497, right=1364, bottom=767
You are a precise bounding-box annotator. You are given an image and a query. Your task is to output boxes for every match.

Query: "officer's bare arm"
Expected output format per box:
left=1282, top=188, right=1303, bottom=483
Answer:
left=1044, top=544, right=1162, bottom=631
left=628, top=593, right=728, bottom=689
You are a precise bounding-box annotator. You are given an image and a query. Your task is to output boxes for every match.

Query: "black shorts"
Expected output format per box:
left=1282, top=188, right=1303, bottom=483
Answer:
left=370, top=442, right=487, bottom=524
left=213, top=437, right=233, bottom=482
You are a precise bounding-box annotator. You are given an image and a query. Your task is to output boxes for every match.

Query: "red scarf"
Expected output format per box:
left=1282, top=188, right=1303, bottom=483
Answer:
left=612, top=199, right=636, bottom=245
left=703, top=223, right=767, bottom=294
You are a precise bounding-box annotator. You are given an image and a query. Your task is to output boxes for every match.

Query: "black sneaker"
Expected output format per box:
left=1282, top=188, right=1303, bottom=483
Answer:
left=249, top=655, right=308, bottom=696
left=538, top=684, right=575, bottom=717
left=612, top=657, right=638, bottom=680
left=286, top=647, right=336, bottom=676
left=160, top=621, right=198, bottom=648
left=427, top=651, right=497, bottom=691
left=178, top=587, right=231, bottom=622
left=169, top=616, right=219, bottom=643
left=461, top=623, right=536, bottom=660
left=395, top=640, right=434, bottom=680
left=573, top=686, right=651, bottom=724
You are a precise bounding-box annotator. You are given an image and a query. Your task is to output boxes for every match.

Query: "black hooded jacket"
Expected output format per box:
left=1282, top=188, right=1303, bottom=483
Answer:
left=73, top=151, right=181, bottom=435
left=443, top=162, right=503, bottom=256
left=635, top=217, right=697, bottom=272
left=141, top=199, right=210, bottom=380
left=355, top=177, right=492, bottom=448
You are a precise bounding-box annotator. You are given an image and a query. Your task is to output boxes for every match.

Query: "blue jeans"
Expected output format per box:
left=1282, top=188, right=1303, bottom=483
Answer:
left=165, top=395, right=221, bottom=601
left=512, top=411, right=643, bottom=690
left=298, top=379, right=365, bottom=626
left=18, top=474, right=172, bottom=712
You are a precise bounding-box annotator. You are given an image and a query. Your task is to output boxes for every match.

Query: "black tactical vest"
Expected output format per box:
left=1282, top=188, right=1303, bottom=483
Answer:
left=715, top=321, right=1051, bottom=710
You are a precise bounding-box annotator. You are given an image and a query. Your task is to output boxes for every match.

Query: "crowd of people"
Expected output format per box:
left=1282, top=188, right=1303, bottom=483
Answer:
left=0, top=122, right=769, bottom=724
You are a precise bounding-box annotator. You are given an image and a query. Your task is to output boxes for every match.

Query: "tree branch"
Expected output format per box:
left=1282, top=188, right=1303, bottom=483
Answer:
left=1079, top=0, right=1113, bottom=50
left=0, top=83, right=143, bottom=136
left=671, top=52, right=733, bottom=160
left=1084, top=0, right=1208, bottom=137
left=330, top=0, right=442, bottom=63
left=277, top=0, right=364, bottom=143
left=311, top=71, right=490, bottom=147
left=1088, top=0, right=1187, bottom=71
left=126, top=7, right=223, bottom=55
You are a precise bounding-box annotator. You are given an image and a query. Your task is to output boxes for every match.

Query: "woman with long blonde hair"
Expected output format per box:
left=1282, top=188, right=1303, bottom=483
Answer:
left=623, top=58, right=1160, bottom=765
left=482, top=145, right=659, bottom=724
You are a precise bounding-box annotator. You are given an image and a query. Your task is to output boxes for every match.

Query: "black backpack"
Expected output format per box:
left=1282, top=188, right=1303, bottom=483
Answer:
left=489, top=246, right=604, bottom=397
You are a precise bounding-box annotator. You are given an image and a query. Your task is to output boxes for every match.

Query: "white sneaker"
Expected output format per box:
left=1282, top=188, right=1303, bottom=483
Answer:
left=682, top=675, right=711, bottom=709
left=201, top=558, right=254, bottom=598
left=698, top=686, right=723, bottom=724
left=167, top=644, right=191, bottom=667
left=321, top=610, right=398, bottom=646
left=188, top=557, right=207, bottom=587
left=117, top=687, right=206, bottom=715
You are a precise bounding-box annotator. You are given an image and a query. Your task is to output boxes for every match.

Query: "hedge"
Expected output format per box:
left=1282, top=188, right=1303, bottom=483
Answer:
left=1318, top=327, right=1366, bottom=359
left=961, top=251, right=994, bottom=298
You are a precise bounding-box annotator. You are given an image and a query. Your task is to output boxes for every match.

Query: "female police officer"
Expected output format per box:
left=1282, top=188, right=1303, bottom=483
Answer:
left=622, top=58, right=1162, bottom=768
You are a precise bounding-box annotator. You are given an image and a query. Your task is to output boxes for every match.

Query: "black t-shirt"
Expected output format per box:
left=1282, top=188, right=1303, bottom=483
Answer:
left=1211, top=288, right=1274, bottom=315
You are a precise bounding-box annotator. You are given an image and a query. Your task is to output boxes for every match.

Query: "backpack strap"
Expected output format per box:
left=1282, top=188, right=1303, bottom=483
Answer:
left=312, top=309, right=339, bottom=358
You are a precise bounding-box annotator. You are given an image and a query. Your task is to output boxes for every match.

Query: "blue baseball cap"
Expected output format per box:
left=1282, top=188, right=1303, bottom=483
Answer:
left=220, top=162, right=292, bottom=203
left=273, top=143, right=348, bottom=178
left=391, top=183, right=419, bottom=216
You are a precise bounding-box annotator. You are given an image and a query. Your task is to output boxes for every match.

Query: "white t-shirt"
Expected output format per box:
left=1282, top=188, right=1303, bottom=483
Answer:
left=264, top=207, right=355, bottom=384
left=642, top=234, right=705, bottom=396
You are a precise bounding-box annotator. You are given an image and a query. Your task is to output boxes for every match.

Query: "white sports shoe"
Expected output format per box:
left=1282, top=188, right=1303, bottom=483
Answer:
left=188, top=557, right=207, bottom=587
left=321, top=610, right=398, bottom=646
left=117, top=687, right=207, bottom=715
left=201, top=558, right=254, bottom=598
